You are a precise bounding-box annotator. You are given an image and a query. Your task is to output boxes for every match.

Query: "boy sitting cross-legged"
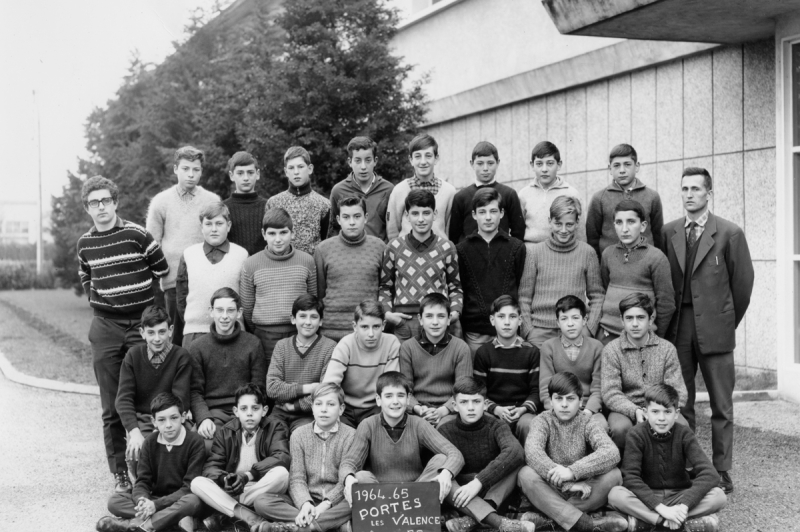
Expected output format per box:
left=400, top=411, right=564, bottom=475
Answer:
left=267, top=294, right=337, bottom=433
left=438, top=377, right=533, bottom=532
left=98, top=393, right=206, bottom=532
left=191, top=383, right=290, bottom=532
left=608, top=384, right=726, bottom=532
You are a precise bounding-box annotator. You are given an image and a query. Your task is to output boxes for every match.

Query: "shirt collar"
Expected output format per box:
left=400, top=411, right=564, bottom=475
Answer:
left=242, top=427, right=260, bottom=444
left=313, top=421, right=340, bottom=436
left=91, top=215, right=124, bottom=233
left=615, top=235, right=648, bottom=251
left=381, top=412, right=408, bottom=431
left=407, top=232, right=436, bottom=251
left=203, top=241, right=230, bottom=255
left=560, top=334, right=584, bottom=349
left=475, top=179, right=496, bottom=187
left=418, top=330, right=452, bottom=349
left=492, top=336, right=526, bottom=349
left=532, top=176, right=564, bottom=190
left=147, top=341, right=173, bottom=362
left=685, top=209, right=709, bottom=228
left=177, top=185, right=196, bottom=198
left=409, top=175, right=441, bottom=188
left=157, top=425, right=187, bottom=449
left=620, top=331, right=658, bottom=349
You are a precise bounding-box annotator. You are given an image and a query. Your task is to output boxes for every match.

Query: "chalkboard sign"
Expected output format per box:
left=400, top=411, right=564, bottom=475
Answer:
left=351, top=482, right=441, bottom=532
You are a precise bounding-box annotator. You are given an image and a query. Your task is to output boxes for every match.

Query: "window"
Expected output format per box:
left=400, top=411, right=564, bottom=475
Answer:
left=5, top=221, right=29, bottom=234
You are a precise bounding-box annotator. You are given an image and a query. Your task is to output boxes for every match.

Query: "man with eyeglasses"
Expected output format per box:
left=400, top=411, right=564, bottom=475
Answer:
left=77, top=175, right=169, bottom=494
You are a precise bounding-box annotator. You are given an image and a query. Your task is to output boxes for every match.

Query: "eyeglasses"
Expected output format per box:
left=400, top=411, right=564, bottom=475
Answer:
left=86, top=197, right=114, bottom=209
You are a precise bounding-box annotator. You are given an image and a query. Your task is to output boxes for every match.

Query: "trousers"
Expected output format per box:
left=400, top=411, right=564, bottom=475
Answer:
left=107, top=492, right=202, bottom=531
left=608, top=486, right=727, bottom=524
left=191, top=466, right=289, bottom=516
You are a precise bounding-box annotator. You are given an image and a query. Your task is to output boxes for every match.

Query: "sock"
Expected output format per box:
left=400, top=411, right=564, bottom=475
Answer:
left=570, top=512, right=594, bottom=532
left=482, top=512, right=503, bottom=528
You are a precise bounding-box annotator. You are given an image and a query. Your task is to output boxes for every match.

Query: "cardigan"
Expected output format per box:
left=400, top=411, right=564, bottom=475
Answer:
left=289, top=422, right=356, bottom=507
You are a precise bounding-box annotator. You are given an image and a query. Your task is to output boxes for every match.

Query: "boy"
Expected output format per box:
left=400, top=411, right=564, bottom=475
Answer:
left=189, top=287, right=266, bottom=450
left=266, top=146, right=330, bottom=255
left=379, top=189, right=463, bottom=342
left=327, top=136, right=394, bottom=241
left=240, top=207, right=317, bottom=369
left=386, top=133, right=456, bottom=240
left=586, top=143, right=664, bottom=259
left=400, top=293, right=473, bottom=428
left=474, top=295, right=540, bottom=442
left=252, top=383, right=357, bottom=532
left=518, top=372, right=627, bottom=532
left=518, top=196, right=604, bottom=348
left=176, top=202, right=249, bottom=347
left=223, top=151, right=270, bottom=256
left=608, top=384, right=726, bottom=532
left=448, top=141, right=525, bottom=243
left=314, top=196, right=386, bottom=341
left=322, top=299, right=401, bottom=428
left=457, top=188, right=526, bottom=354
left=98, top=393, right=206, bottom=532
left=517, top=141, right=586, bottom=244
left=339, top=371, right=465, bottom=506
left=267, top=294, right=337, bottom=432
left=540, top=296, right=606, bottom=431
left=78, top=175, right=169, bottom=491
left=147, top=146, right=221, bottom=345
left=601, top=293, right=688, bottom=453
left=438, top=377, right=532, bottom=532
left=599, top=199, right=674, bottom=345
left=191, top=383, right=290, bottom=532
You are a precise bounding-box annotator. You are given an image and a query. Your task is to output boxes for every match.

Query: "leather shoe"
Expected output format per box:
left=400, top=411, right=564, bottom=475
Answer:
left=96, top=516, right=132, bottom=532
left=718, top=470, right=733, bottom=494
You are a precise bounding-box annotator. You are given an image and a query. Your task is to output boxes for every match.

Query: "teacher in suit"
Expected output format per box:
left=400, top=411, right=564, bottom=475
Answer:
left=659, top=167, right=754, bottom=495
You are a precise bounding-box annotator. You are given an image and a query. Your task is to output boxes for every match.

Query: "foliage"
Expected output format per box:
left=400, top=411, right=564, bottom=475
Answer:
left=0, top=261, right=57, bottom=290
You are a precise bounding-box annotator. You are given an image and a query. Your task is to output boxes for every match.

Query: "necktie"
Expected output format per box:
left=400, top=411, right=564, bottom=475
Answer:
left=687, top=221, right=697, bottom=248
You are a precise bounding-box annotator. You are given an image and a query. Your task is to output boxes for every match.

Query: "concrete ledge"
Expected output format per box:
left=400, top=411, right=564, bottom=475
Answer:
left=695, top=390, right=779, bottom=404
left=0, top=349, right=99, bottom=396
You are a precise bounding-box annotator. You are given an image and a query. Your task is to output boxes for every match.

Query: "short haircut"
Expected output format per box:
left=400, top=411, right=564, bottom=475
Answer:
left=262, top=207, right=293, bottom=231
left=531, top=141, right=561, bottom=163
left=284, top=146, right=311, bottom=165
left=490, top=294, right=520, bottom=315
left=150, top=392, right=184, bottom=416
left=140, top=305, right=171, bottom=328
left=404, top=189, right=436, bottom=212
left=645, top=383, right=680, bottom=410
left=312, top=382, right=345, bottom=406
left=549, top=195, right=582, bottom=221
left=292, top=293, right=324, bottom=318
left=235, top=383, right=267, bottom=407
left=347, top=136, right=378, bottom=158
left=227, top=151, right=258, bottom=172
left=682, top=166, right=713, bottom=191
left=199, top=201, right=231, bottom=223
left=548, top=371, right=583, bottom=398
left=174, top=146, right=204, bottom=166
left=609, top=143, right=638, bottom=163
left=210, top=287, right=240, bottom=309
left=453, top=376, right=486, bottom=398
left=471, top=187, right=503, bottom=212
left=81, top=175, right=119, bottom=205
left=419, top=292, right=450, bottom=315
left=338, top=195, right=367, bottom=215
left=613, top=199, right=646, bottom=223
left=554, top=295, right=587, bottom=318
left=471, top=141, right=499, bottom=162
left=353, top=299, right=385, bottom=322
left=408, top=133, right=438, bottom=157
left=619, top=292, right=654, bottom=318
left=376, top=371, right=412, bottom=395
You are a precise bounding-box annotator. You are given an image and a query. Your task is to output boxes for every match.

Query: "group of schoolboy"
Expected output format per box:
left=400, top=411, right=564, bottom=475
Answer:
left=79, top=131, right=752, bottom=532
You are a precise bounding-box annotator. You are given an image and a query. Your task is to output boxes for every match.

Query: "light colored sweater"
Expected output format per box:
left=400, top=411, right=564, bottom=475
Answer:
left=385, top=178, right=456, bottom=240
left=539, top=335, right=604, bottom=413
left=517, top=177, right=586, bottom=244
left=289, top=422, right=356, bottom=507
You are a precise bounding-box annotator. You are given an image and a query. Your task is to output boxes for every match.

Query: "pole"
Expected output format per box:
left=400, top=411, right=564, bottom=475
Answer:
left=33, top=89, right=43, bottom=275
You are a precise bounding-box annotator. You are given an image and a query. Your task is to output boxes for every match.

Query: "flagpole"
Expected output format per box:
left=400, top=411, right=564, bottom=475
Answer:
left=33, top=89, right=43, bottom=275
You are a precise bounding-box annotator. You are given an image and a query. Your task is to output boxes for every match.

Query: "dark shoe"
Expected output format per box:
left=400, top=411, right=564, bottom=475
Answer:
left=590, top=510, right=628, bottom=532
left=718, top=471, right=733, bottom=494
left=683, top=513, right=720, bottom=532
left=203, top=514, right=224, bottom=532
left=114, top=470, right=132, bottom=493
left=96, top=516, right=132, bottom=532
left=232, top=503, right=266, bottom=530
left=520, top=511, right=556, bottom=531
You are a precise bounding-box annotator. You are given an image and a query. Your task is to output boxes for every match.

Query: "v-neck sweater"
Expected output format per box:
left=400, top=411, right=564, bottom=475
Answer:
left=266, top=334, right=337, bottom=411
left=539, top=335, right=604, bottom=413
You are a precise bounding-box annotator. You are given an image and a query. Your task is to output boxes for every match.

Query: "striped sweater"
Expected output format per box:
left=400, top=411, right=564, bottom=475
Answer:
left=473, top=338, right=541, bottom=414
left=266, top=335, right=337, bottom=411
left=399, top=336, right=473, bottom=410
left=77, top=216, right=169, bottom=318
left=289, top=422, right=356, bottom=507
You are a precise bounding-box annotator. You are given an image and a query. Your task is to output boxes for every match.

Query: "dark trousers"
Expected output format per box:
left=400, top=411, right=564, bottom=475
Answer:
left=89, top=316, right=145, bottom=474
left=676, top=305, right=735, bottom=471
left=340, top=404, right=380, bottom=428
left=164, top=288, right=184, bottom=346
left=107, top=492, right=202, bottom=531
left=252, top=325, right=294, bottom=371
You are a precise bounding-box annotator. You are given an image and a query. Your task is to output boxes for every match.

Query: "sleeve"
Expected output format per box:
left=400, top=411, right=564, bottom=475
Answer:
left=77, top=241, right=92, bottom=299
left=131, top=439, right=155, bottom=502
left=172, top=350, right=193, bottom=417
left=399, top=342, right=418, bottom=410
left=115, top=353, right=139, bottom=432
left=584, top=248, right=605, bottom=335
left=288, top=432, right=313, bottom=507
left=326, top=428, right=356, bottom=505
left=651, top=250, right=676, bottom=337
left=327, top=188, right=341, bottom=239
left=319, top=209, right=330, bottom=244
left=385, top=187, right=403, bottom=241
left=443, top=343, right=474, bottom=412
left=680, top=431, right=721, bottom=509
left=297, top=343, right=335, bottom=412
left=585, top=343, right=604, bottom=415
left=146, top=196, right=166, bottom=244
left=203, top=430, right=230, bottom=483
left=442, top=188, right=454, bottom=238
left=566, top=419, right=620, bottom=480
left=175, top=256, right=189, bottom=318
left=321, top=341, right=350, bottom=385
left=525, top=417, right=561, bottom=480
left=524, top=346, right=541, bottom=414
left=507, top=190, right=527, bottom=242
left=338, top=421, right=372, bottom=481
left=538, top=342, right=555, bottom=411
left=251, top=340, right=268, bottom=389
left=383, top=338, right=401, bottom=374
left=514, top=241, right=527, bottom=287
left=266, top=340, right=301, bottom=403
left=153, top=436, right=207, bottom=511
left=601, top=344, right=639, bottom=420
left=239, top=262, right=256, bottom=329
left=649, top=193, right=664, bottom=251
left=448, top=196, right=465, bottom=244
left=378, top=245, right=396, bottom=313
left=727, top=229, right=754, bottom=328
left=472, top=346, right=496, bottom=413
left=252, top=421, right=291, bottom=481
left=143, top=229, right=169, bottom=279
left=445, top=246, right=463, bottom=315
left=417, top=419, right=464, bottom=477
left=307, top=260, right=318, bottom=297
left=600, top=251, right=610, bottom=290
left=585, top=192, right=603, bottom=259
left=619, top=429, right=660, bottom=509
left=314, top=248, right=327, bottom=304
left=663, top=346, right=688, bottom=408
left=189, top=348, right=211, bottom=424
left=474, top=422, right=525, bottom=489
left=518, top=246, right=537, bottom=342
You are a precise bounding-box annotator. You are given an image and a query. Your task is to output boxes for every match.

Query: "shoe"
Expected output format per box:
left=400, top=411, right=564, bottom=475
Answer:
left=96, top=516, right=132, bottom=532
left=232, top=503, right=265, bottom=531
left=625, top=516, right=653, bottom=532
left=519, top=512, right=556, bottom=531
left=114, top=470, right=132, bottom=493
left=590, top=510, right=628, bottom=532
left=178, top=516, right=196, bottom=532
left=498, top=517, right=536, bottom=532
left=445, top=516, right=478, bottom=532
left=203, top=515, right=223, bottom=532
left=718, top=471, right=733, bottom=494
left=683, top=514, right=720, bottom=532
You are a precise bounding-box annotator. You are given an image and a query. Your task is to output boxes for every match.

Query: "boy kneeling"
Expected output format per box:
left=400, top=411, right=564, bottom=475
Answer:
left=608, top=384, right=726, bottom=532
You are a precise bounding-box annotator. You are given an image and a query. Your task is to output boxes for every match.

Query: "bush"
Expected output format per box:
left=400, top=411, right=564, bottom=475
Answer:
left=0, top=261, right=57, bottom=290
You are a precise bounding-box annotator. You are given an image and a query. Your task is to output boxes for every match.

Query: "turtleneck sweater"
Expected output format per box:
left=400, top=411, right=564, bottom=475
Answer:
left=266, top=182, right=330, bottom=255
left=224, top=191, right=269, bottom=256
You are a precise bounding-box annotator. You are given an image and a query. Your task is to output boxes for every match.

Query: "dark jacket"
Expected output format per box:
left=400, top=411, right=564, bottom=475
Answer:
left=328, top=173, right=394, bottom=241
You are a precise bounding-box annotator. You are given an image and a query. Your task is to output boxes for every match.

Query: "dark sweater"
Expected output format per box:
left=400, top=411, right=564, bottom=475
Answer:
left=224, top=192, right=270, bottom=256
left=132, top=430, right=206, bottom=511
left=621, top=423, right=720, bottom=511
left=456, top=232, right=526, bottom=335
left=438, top=414, right=524, bottom=493
left=188, top=323, right=267, bottom=424
left=327, top=173, right=394, bottom=241
left=474, top=340, right=541, bottom=414
left=116, top=345, right=192, bottom=432
left=449, top=182, right=526, bottom=244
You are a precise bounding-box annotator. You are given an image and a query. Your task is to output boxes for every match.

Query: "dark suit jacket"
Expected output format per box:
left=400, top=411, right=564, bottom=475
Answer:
left=659, top=212, right=754, bottom=355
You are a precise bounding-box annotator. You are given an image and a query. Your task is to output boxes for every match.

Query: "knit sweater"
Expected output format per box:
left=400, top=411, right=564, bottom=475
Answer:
left=327, top=173, right=394, bottom=241
left=339, top=414, right=464, bottom=483
left=539, top=335, right=603, bottom=413
left=448, top=182, right=526, bottom=243
left=457, top=232, right=526, bottom=335
left=601, top=332, right=688, bottom=421
left=525, top=410, right=620, bottom=486
left=386, top=177, right=456, bottom=240
left=517, top=177, right=587, bottom=244
left=621, top=423, right=720, bottom=511
left=314, top=232, right=385, bottom=333
left=518, top=236, right=604, bottom=335
left=379, top=234, right=463, bottom=316
left=289, top=422, right=356, bottom=506
left=266, top=185, right=330, bottom=256
left=267, top=335, right=337, bottom=412
left=224, top=192, right=270, bottom=256
left=474, top=340, right=541, bottom=414
left=438, top=414, right=524, bottom=492
left=322, top=333, right=400, bottom=409
left=146, top=185, right=221, bottom=290
left=116, top=344, right=193, bottom=432
left=188, top=323, right=266, bottom=425
left=600, top=242, right=675, bottom=337
left=239, top=246, right=317, bottom=329
left=586, top=178, right=664, bottom=259
left=399, top=336, right=473, bottom=409
left=77, top=216, right=169, bottom=319
left=132, top=430, right=206, bottom=511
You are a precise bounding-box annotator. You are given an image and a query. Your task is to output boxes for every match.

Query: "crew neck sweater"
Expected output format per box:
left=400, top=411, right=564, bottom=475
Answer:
left=267, top=187, right=330, bottom=255
left=266, top=334, right=337, bottom=412
left=449, top=182, right=526, bottom=243
left=399, top=336, right=472, bottom=409
left=386, top=177, right=456, bottom=240
left=327, top=173, right=394, bottom=241
left=224, top=192, right=270, bottom=256
left=289, top=422, right=356, bottom=507
left=517, top=177, right=587, bottom=244
left=474, top=340, right=541, bottom=414
left=539, top=336, right=603, bottom=413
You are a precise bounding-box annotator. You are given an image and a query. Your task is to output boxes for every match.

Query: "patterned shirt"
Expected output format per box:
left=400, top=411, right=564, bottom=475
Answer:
left=560, top=334, right=584, bottom=362
left=492, top=336, right=526, bottom=350
left=147, top=339, right=173, bottom=369
left=684, top=209, right=709, bottom=242
left=177, top=185, right=197, bottom=202
left=408, top=175, right=442, bottom=196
